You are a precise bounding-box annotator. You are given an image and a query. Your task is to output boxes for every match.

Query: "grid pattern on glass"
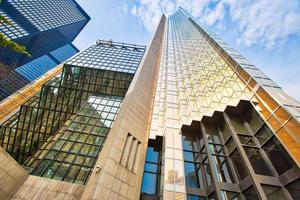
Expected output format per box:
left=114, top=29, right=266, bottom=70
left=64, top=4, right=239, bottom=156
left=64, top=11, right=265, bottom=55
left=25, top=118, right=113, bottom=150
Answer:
left=28, top=95, right=122, bottom=184
left=49, top=43, right=78, bottom=63
left=182, top=131, right=211, bottom=190
left=186, top=10, right=300, bottom=165
left=7, top=0, right=86, bottom=32
left=66, top=43, right=145, bottom=74
left=0, top=70, right=30, bottom=100
left=7, top=68, right=130, bottom=164
left=0, top=41, right=144, bottom=169
left=15, top=55, right=58, bottom=81
left=0, top=94, right=40, bottom=163
left=181, top=101, right=297, bottom=199
left=0, top=10, right=28, bottom=39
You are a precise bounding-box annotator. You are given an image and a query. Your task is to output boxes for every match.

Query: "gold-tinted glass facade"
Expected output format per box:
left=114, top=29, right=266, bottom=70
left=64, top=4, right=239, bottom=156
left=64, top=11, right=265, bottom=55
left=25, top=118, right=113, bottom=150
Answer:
left=145, top=8, right=300, bottom=200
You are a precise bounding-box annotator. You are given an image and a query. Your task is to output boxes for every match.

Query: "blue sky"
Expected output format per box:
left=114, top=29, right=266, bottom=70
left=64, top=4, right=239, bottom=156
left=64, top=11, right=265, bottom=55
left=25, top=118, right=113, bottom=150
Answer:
left=74, top=0, right=300, bottom=101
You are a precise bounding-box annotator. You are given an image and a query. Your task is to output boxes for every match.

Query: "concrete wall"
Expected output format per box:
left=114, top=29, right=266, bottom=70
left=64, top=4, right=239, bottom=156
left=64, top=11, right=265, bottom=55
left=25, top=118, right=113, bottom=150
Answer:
left=12, top=176, right=85, bottom=200
left=0, top=147, right=28, bottom=199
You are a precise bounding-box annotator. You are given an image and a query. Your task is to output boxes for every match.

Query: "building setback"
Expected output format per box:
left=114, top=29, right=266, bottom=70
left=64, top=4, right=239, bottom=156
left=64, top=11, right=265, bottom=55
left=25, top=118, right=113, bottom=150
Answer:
left=0, top=7, right=300, bottom=200
left=0, top=0, right=90, bottom=101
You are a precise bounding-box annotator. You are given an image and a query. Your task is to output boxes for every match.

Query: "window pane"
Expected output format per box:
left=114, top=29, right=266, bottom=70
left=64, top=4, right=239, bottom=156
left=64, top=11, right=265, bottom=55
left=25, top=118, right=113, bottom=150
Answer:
left=184, top=162, right=199, bottom=188
left=238, top=135, right=256, bottom=146
left=262, top=185, right=288, bottom=200
left=144, top=163, right=158, bottom=173
left=286, top=178, right=300, bottom=199
left=243, top=186, right=259, bottom=200
left=244, top=147, right=272, bottom=176
left=146, top=147, right=159, bottom=163
left=187, top=194, right=207, bottom=200
left=255, top=126, right=273, bottom=145
left=262, top=137, right=295, bottom=175
left=212, top=156, right=235, bottom=183
left=141, top=172, right=157, bottom=195
left=228, top=114, right=249, bottom=134
left=221, top=191, right=241, bottom=200
left=230, top=149, right=248, bottom=180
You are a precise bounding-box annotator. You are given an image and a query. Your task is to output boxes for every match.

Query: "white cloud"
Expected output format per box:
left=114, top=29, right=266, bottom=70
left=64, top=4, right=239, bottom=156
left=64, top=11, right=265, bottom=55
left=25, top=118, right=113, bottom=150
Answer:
left=131, top=5, right=137, bottom=16
left=226, top=0, right=300, bottom=49
left=130, top=0, right=300, bottom=49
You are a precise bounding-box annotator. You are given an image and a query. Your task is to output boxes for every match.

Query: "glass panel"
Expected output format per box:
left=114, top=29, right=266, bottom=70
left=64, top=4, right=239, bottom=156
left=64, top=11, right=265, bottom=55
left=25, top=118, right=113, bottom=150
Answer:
left=226, top=138, right=236, bottom=154
left=228, top=114, right=249, bottom=134
left=141, top=172, right=157, bottom=195
left=238, top=135, right=256, bottom=146
left=255, top=126, right=273, bottom=145
left=205, top=124, right=221, bottom=144
left=230, top=149, right=248, bottom=180
left=221, top=191, right=241, bottom=200
left=183, top=133, right=199, bottom=152
left=187, top=194, right=207, bottom=200
left=144, top=163, right=158, bottom=173
left=262, top=137, right=295, bottom=175
left=146, top=147, right=159, bottom=163
left=220, top=118, right=232, bottom=142
left=212, top=156, right=235, bottom=183
left=184, top=162, right=200, bottom=188
left=244, top=147, right=273, bottom=176
left=243, top=186, right=260, bottom=200
left=244, top=105, right=264, bottom=133
left=286, top=178, right=300, bottom=199
left=262, top=185, right=288, bottom=200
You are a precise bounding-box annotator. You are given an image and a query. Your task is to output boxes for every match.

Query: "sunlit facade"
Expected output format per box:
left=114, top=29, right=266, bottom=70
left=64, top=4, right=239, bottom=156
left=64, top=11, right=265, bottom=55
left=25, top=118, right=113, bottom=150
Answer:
left=140, top=8, right=300, bottom=200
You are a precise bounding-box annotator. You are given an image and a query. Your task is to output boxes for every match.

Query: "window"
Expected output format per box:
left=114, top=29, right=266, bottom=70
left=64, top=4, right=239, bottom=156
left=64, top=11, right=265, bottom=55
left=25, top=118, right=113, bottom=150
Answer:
left=243, top=186, right=259, bottom=200
left=141, top=138, right=162, bottom=199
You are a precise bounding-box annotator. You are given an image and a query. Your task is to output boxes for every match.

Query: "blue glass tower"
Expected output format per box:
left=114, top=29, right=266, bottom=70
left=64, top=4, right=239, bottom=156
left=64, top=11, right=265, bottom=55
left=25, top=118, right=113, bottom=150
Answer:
left=0, top=0, right=90, bottom=101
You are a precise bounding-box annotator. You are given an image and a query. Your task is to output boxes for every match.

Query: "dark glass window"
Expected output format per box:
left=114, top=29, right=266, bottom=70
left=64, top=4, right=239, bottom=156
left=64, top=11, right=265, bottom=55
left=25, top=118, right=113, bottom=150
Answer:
left=230, top=149, right=248, bottom=180
left=221, top=191, right=241, bottom=200
left=262, top=185, right=288, bottom=200
left=255, top=126, right=273, bottom=145
left=244, top=105, right=264, bottom=133
left=244, top=147, right=273, bottom=176
left=183, top=131, right=211, bottom=189
left=228, top=114, right=249, bottom=134
left=187, top=194, right=207, bottom=200
left=243, top=186, right=260, bottom=200
left=262, top=137, right=294, bottom=175
left=286, top=178, right=300, bottom=199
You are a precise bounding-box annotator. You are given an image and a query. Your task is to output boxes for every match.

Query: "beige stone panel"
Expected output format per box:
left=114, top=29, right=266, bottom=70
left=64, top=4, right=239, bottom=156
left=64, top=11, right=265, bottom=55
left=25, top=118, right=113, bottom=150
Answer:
left=12, top=176, right=84, bottom=200
left=0, top=147, right=28, bottom=200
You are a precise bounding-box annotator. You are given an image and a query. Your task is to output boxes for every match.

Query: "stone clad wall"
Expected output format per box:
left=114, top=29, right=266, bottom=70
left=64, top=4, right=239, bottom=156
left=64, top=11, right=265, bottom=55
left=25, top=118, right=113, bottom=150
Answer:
left=0, top=147, right=28, bottom=199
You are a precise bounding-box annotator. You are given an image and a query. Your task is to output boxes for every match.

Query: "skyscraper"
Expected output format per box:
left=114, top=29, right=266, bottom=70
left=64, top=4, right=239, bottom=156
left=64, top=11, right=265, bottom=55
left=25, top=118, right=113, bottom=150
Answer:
left=0, top=7, right=300, bottom=200
left=0, top=0, right=90, bottom=101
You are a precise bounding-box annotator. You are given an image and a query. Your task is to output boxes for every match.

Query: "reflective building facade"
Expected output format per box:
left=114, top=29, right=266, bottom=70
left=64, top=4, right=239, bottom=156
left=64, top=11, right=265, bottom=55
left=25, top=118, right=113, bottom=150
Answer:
left=0, top=7, right=300, bottom=200
left=0, top=0, right=90, bottom=101
left=141, top=8, right=300, bottom=200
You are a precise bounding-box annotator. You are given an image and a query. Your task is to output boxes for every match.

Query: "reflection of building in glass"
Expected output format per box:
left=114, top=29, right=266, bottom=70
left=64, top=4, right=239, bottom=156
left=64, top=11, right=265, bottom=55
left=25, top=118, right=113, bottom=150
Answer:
left=0, top=0, right=90, bottom=101
left=0, top=40, right=147, bottom=199
left=0, top=7, right=300, bottom=200
left=141, top=7, right=300, bottom=200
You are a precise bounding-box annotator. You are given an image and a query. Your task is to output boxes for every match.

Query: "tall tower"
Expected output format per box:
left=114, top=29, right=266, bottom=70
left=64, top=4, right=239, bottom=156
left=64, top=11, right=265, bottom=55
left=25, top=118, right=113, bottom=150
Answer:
left=140, top=8, right=300, bottom=200
left=0, top=0, right=90, bottom=101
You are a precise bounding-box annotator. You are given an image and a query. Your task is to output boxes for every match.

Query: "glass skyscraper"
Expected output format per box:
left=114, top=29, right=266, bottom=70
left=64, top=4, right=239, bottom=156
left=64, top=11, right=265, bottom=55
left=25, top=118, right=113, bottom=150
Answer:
left=0, top=0, right=90, bottom=101
left=0, top=7, right=300, bottom=200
